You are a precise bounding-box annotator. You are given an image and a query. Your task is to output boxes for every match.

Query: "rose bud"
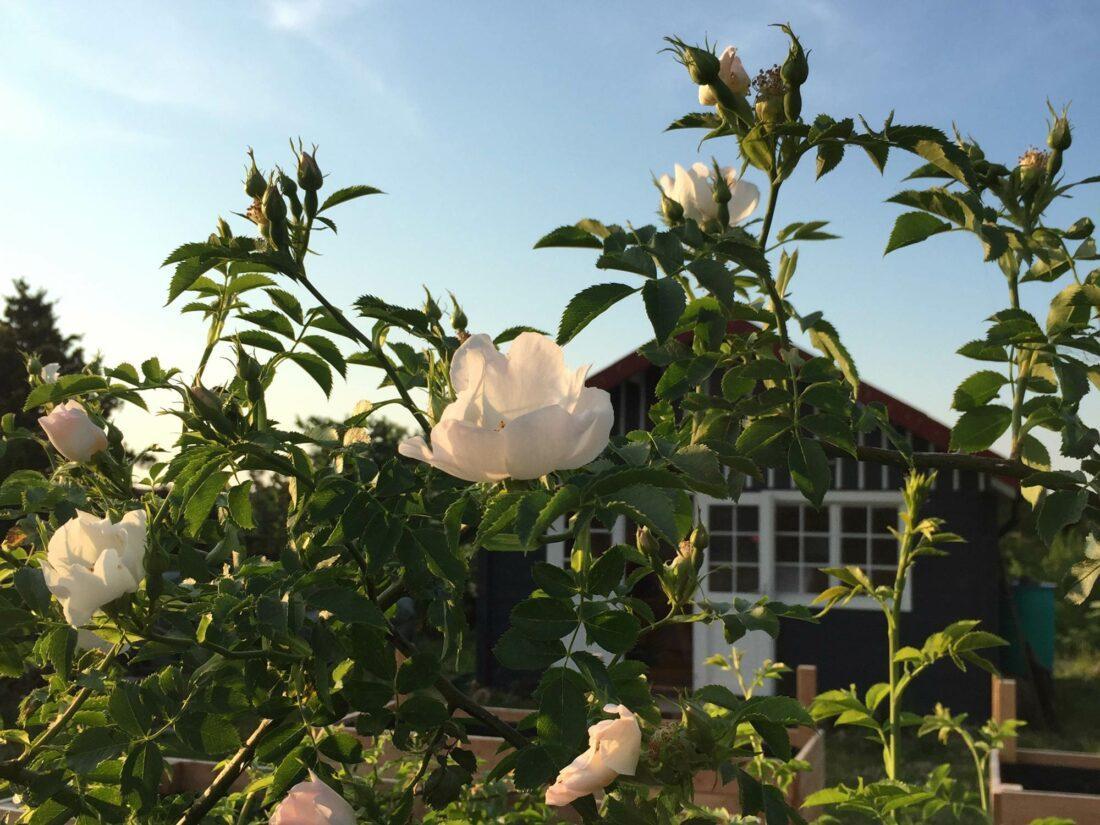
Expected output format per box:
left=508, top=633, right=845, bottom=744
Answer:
left=39, top=400, right=108, bottom=462
left=698, top=46, right=750, bottom=106
left=1047, top=106, right=1072, bottom=152
left=636, top=525, right=661, bottom=563
left=262, top=178, right=290, bottom=249
left=676, top=41, right=722, bottom=86
left=244, top=148, right=267, bottom=200
left=297, top=145, right=324, bottom=192
left=278, top=170, right=303, bottom=221
left=270, top=771, right=355, bottom=825
left=216, top=216, right=233, bottom=241
left=40, top=362, right=60, bottom=384
left=448, top=291, right=468, bottom=333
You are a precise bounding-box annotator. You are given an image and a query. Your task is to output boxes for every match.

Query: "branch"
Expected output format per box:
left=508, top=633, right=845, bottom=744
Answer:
left=175, top=717, right=273, bottom=825
left=386, top=620, right=527, bottom=750
left=832, top=443, right=1035, bottom=480
left=295, top=271, right=432, bottom=435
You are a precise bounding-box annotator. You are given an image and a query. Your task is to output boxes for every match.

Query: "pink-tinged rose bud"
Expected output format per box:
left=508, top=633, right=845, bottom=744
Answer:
left=270, top=772, right=355, bottom=825
left=38, top=400, right=108, bottom=462
left=545, top=705, right=641, bottom=807
left=699, top=46, right=750, bottom=105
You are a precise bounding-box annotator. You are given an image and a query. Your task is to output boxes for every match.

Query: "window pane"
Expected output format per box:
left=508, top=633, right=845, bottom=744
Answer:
left=804, top=535, right=829, bottom=563
left=591, top=531, right=612, bottom=553
left=870, top=568, right=894, bottom=587
left=709, top=505, right=733, bottom=533
left=804, top=568, right=828, bottom=593
left=709, top=567, right=733, bottom=592
left=710, top=535, right=733, bottom=562
left=841, top=506, right=867, bottom=534
left=738, top=566, right=759, bottom=592
left=776, top=505, right=800, bottom=532
left=776, top=535, right=800, bottom=562
left=872, top=507, right=897, bottom=534
left=804, top=506, right=829, bottom=532
left=872, top=538, right=897, bottom=565
left=738, top=505, right=759, bottom=532
left=736, top=535, right=759, bottom=563
left=842, top=536, right=866, bottom=565
left=776, top=565, right=800, bottom=593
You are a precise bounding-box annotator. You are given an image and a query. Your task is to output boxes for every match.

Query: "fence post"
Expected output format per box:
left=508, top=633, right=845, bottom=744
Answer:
left=796, top=664, right=817, bottom=708
left=991, top=675, right=1018, bottom=762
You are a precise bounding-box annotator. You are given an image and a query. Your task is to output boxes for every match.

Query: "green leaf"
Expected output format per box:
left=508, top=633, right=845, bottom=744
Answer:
left=65, top=727, right=126, bottom=774
left=239, top=309, right=295, bottom=338
left=109, top=681, right=152, bottom=737
left=584, top=611, right=640, bottom=654
left=789, top=437, right=830, bottom=508
left=806, top=318, right=859, bottom=389
left=665, top=111, right=722, bottom=131
left=557, top=282, right=636, bottom=345
left=184, top=471, right=230, bottom=536
left=494, top=628, right=567, bottom=671
left=235, top=329, right=285, bottom=353
left=317, top=730, right=364, bottom=763
left=121, top=741, right=164, bottom=812
left=534, top=225, right=604, bottom=249
left=642, top=277, right=686, bottom=343
left=884, top=211, right=951, bottom=254
left=287, top=352, right=333, bottom=396
left=949, top=405, right=1012, bottom=453
left=1036, top=489, right=1087, bottom=548
left=604, top=485, right=679, bottom=544
left=225, top=272, right=276, bottom=297
left=952, top=370, right=1009, bottom=411
left=319, top=184, right=384, bottom=213
left=228, top=480, right=255, bottom=529
left=301, top=335, right=347, bottom=377
left=537, top=670, right=587, bottom=753
left=166, top=256, right=220, bottom=305
left=266, top=288, right=304, bottom=324
left=23, top=374, right=110, bottom=412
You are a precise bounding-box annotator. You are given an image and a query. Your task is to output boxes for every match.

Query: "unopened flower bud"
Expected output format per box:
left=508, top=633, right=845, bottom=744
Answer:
left=297, top=145, right=324, bottom=192
left=698, top=46, right=750, bottom=106
left=636, top=526, right=661, bottom=562
left=216, top=216, right=233, bottom=241
left=244, top=149, right=267, bottom=200
left=1047, top=111, right=1071, bottom=152
left=448, top=292, right=468, bottom=332
left=423, top=288, right=442, bottom=321
left=278, top=170, right=303, bottom=221
left=660, top=192, right=684, bottom=225
left=780, top=31, right=808, bottom=88
left=263, top=179, right=289, bottom=249
left=710, top=160, right=732, bottom=205
left=690, top=523, right=709, bottom=553
left=679, top=44, right=721, bottom=86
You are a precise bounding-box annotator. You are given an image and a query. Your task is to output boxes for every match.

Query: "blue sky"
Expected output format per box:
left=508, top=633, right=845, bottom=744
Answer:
left=2, top=0, right=1097, bottom=462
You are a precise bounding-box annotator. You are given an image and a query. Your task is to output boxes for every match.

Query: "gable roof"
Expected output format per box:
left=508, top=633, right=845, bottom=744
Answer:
left=584, top=322, right=967, bottom=455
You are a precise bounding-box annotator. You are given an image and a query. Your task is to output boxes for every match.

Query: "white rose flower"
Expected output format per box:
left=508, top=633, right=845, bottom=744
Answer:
left=40, top=363, right=60, bottom=384
left=658, top=162, right=759, bottom=228
left=270, top=772, right=356, bottom=825
left=42, top=510, right=147, bottom=628
left=545, top=704, right=642, bottom=807
left=698, top=46, right=751, bottom=105
left=38, top=400, right=108, bottom=462
left=398, top=332, right=613, bottom=482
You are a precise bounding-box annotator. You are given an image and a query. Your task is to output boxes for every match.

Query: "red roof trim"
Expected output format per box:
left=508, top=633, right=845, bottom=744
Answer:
left=585, top=322, right=999, bottom=460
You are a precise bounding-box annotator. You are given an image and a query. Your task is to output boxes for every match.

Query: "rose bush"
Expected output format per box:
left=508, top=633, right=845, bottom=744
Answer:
left=0, top=23, right=1094, bottom=825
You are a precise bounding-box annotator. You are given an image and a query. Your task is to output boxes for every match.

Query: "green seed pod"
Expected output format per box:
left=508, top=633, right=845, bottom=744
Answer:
left=755, top=96, right=784, bottom=125
left=244, top=149, right=267, bottom=200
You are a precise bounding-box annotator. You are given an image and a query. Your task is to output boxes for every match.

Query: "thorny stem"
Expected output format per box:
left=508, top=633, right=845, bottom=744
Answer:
left=176, top=717, right=274, bottom=825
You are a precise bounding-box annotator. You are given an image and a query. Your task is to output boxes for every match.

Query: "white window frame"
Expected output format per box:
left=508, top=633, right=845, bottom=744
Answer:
left=699, top=489, right=909, bottom=612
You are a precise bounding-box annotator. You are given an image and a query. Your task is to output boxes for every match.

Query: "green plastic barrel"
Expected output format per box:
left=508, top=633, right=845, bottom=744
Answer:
left=1001, top=580, right=1055, bottom=676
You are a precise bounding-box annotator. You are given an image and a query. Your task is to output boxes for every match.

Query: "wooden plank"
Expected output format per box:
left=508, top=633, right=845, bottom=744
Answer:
left=992, top=788, right=1100, bottom=825
left=796, top=664, right=817, bottom=708
left=791, top=729, right=826, bottom=818
left=1016, top=747, right=1100, bottom=771
left=991, top=676, right=1017, bottom=762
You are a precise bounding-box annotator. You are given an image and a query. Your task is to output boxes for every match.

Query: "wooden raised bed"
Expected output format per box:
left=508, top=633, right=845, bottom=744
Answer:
left=989, top=675, right=1100, bottom=824
left=0, top=665, right=825, bottom=820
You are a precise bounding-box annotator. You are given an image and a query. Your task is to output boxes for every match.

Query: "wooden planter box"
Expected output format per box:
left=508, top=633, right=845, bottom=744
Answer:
left=989, top=676, right=1100, bottom=824
left=0, top=666, right=826, bottom=821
